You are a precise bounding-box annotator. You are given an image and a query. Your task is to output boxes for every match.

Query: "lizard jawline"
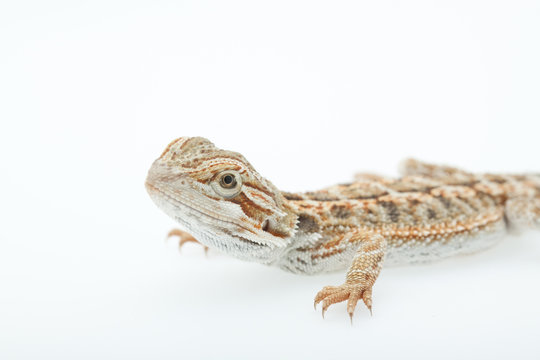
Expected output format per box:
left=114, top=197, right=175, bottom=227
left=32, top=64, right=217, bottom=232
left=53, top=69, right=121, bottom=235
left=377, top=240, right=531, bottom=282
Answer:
left=147, top=182, right=268, bottom=247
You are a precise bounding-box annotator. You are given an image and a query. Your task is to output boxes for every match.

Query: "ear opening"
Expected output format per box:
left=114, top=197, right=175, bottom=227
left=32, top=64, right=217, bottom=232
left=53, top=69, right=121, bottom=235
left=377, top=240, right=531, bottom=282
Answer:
left=262, top=219, right=270, bottom=232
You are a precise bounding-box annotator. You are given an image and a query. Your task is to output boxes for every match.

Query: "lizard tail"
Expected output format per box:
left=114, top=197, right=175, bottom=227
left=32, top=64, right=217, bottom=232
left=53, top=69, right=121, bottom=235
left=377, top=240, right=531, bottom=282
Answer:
left=505, top=195, right=540, bottom=230
left=401, top=160, right=540, bottom=230
left=399, top=158, right=474, bottom=181
left=503, top=174, right=540, bottom=229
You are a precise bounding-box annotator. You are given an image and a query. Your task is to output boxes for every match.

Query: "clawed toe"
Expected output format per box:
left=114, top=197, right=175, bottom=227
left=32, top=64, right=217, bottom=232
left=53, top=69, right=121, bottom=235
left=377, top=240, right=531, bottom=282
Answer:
left=167, top=229, right=209, bottom=254
left=314, top=283, right=373, bottom=320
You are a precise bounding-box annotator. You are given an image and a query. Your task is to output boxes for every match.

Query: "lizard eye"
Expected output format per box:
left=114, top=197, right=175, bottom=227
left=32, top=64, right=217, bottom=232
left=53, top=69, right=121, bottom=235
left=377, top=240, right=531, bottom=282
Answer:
left=220, top=173, right=236, bottom=188
left=212, top=171, right=243, bottom=198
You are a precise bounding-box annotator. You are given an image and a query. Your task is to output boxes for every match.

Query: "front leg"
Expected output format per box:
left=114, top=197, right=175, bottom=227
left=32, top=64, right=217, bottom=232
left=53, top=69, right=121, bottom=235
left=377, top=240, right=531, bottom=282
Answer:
left=167, top=229, right=209, bottom=254
left=314, top=231, right=387, bottom=320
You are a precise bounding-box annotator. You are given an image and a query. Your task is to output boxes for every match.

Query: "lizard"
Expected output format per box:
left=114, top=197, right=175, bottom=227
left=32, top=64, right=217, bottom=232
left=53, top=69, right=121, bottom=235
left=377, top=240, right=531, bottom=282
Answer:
left=145, top=137, right=540, bottom=320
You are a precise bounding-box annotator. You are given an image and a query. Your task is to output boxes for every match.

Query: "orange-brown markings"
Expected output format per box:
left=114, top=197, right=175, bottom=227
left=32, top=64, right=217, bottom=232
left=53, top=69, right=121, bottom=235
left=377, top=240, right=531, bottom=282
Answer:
left=297, top=197, right=503, bottom=253
left=246, top=190, right=268, bottom=203
left=473, top=182, right=514, bottom=199
left=283, top=192, right=305, bottom=201
left=182, top=157, right=243, bottom=170
left=159, top=138, right=183, bottom=159
left=315, top=211, right=489, bottom=259
left=187, top=164, right=243, bottom=182
left=229, top=193, right=273, bottom=218
left=362, top=241, right=380, bottom=253
left=311, top=232, right=372, bottom=260
left=372, top=253, right=384, bottom=265
left=330, top=204, right=353, bottom=219
left=145, top=182, right=159, bottom=193
left=430, top=186, right=477, bottom=198
left=242, top=180, right=275, bottom=198
left=201, top=151, right=249, bottom=164
left=371, top=211, right=503, bottom=245
left=259, top=224, right=290, bottom=238
left=228, top=195, right=292, bottom=239
left=311, top=246, right=346, bottom=260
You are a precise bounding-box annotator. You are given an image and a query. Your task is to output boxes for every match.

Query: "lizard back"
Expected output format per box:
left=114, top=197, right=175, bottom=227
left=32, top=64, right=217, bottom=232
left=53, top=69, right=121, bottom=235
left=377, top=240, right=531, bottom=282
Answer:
left=282, top=172, right=539, bottom=269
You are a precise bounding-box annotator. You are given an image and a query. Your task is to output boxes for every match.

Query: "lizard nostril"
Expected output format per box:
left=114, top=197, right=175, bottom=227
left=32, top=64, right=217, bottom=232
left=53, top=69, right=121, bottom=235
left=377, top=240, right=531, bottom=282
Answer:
left=262, top=219, right=270, bottom=232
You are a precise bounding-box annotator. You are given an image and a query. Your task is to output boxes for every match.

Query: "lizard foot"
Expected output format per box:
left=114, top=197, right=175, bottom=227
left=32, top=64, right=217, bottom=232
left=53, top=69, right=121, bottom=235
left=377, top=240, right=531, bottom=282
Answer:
left=314, top=282, right=373, bottom=321
left=167, top=229, right=209, bottom=254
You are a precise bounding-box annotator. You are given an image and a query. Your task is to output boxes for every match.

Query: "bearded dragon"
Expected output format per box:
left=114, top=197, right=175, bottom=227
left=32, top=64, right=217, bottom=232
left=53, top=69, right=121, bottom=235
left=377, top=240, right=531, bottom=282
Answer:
left=145, top=137, right=540, bottom=320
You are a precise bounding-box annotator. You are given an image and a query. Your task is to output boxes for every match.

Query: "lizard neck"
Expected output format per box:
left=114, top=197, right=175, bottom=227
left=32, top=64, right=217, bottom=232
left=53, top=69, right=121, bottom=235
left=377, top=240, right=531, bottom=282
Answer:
left=262, top=191, right=299, bottom=240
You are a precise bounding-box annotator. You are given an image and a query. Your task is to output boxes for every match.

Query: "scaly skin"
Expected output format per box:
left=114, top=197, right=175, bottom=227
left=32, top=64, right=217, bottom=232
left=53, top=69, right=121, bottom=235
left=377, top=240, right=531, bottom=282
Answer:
left=145, top=137, right=540, bottom=319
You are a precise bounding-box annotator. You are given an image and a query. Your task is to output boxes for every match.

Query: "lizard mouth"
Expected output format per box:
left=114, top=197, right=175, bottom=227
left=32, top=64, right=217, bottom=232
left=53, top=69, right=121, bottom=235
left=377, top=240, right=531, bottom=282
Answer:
left=146, top=181, right=267, bottom=247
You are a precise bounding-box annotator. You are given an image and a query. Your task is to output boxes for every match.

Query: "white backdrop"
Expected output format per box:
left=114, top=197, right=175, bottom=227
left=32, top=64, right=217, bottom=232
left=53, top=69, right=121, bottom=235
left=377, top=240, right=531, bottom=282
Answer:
left=1, top=1, right=539, bottom=359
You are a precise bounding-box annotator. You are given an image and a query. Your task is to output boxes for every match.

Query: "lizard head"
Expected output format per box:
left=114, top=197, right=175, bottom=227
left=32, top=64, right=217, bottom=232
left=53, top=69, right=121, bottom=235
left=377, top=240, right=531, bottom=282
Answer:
left=145, top=137, right=298, bottom=263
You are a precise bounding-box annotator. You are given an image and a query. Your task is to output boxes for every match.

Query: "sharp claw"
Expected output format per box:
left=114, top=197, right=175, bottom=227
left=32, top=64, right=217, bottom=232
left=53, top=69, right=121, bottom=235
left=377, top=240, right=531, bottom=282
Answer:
left=364, top=300, right=373, bottom=316
left=167, top=229, right=181, bottom=238
left=178, top=239, right=189, bottom=252
left=315, top=284, right=375, bottom=321
left=165, top=231, right=177, bottom=243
